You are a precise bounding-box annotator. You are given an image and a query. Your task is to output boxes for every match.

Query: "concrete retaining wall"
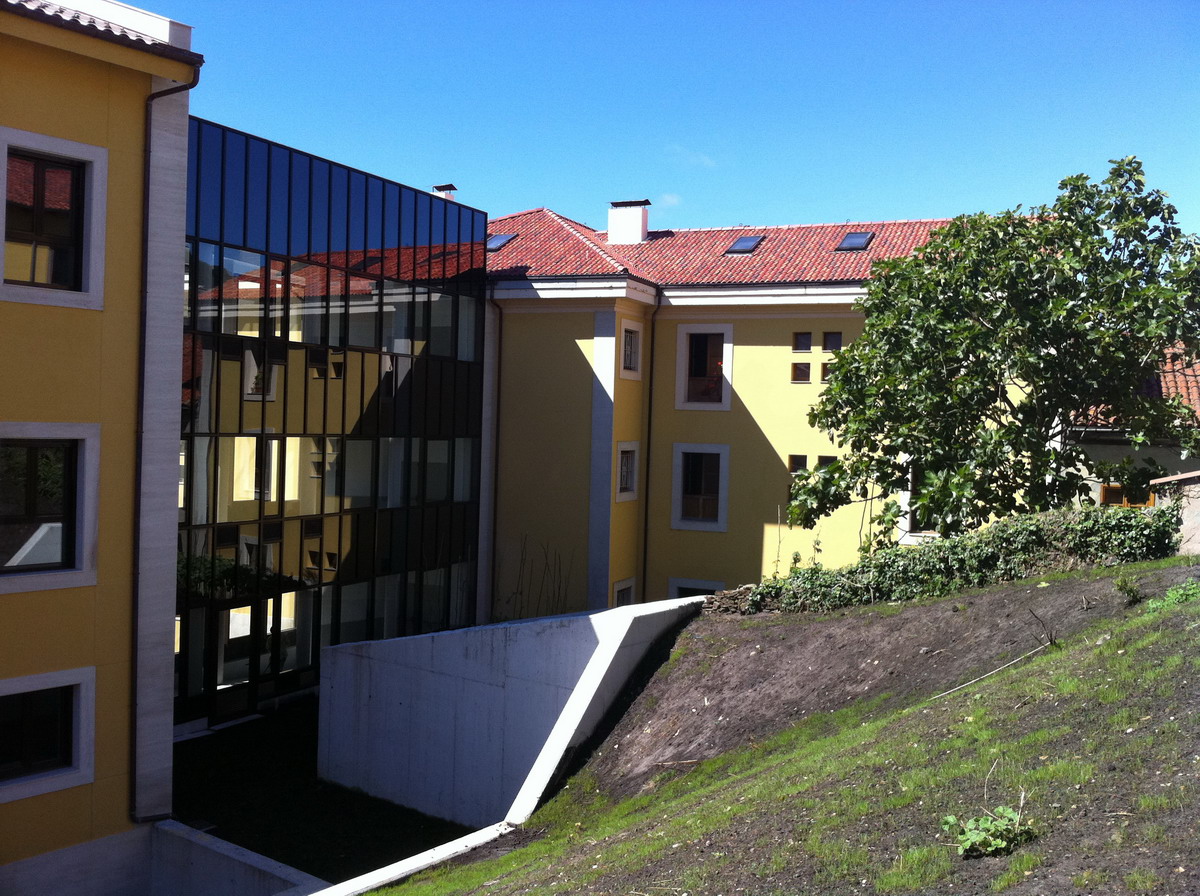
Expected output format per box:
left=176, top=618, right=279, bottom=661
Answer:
left=0, top=820, right=325, bottom=896
left=318, top=597, right=703, bottom=829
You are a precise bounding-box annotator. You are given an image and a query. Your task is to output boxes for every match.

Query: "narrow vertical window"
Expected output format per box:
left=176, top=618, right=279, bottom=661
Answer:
left=618, top=450, right=635, bottom=493
left=622, top=328, right=639, bottom=372
left=680, top=452, right=720, bottom=522
left=686, top=333, right=723, bottom=403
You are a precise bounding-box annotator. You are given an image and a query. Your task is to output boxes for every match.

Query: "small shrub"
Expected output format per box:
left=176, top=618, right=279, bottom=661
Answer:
left=1123, top=868, right=1164, bottom=893
left=1113, top=573, right=1143, bottom=606
left=941, top=806, right=1036, bottom=858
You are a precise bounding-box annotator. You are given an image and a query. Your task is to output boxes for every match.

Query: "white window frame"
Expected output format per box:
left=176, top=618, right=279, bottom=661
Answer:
left=615, top=440, right=639, bottom=503
left=1, top=126, right=108, bottom=310
left=671, top=442, right=730, bottom=532
left=0, top=666, right=95, bottom=804
left=675, top=322, right=733, bottom=411
left=0, top=422, right=100, bottom=594
left=668, top=576, right=725, bottom=600
left=619, top=319, right=643, bottom=380
left=612, top=576, right=636, bottom=607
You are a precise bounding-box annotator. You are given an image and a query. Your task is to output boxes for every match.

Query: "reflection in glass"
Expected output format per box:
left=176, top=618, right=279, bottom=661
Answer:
left=426, top=440, right=449, bottom=503
left=429, top=292, right=453, bottom=357
left=347, top=275, right=379, bottom=347
left=220, top=248, right=267, bottom=337
left=340, top=581, right=370, bottom=643
left=222, top=131, right=246, bottom=247
left=344, top=439, right=374, bottom=509
left=457, top=295, right=477, bottom=362
left=422, top=567, right=446, bottom=631
left=382, top=280, right=411, bottom=354
left=378, top=437, right=406, bottom=508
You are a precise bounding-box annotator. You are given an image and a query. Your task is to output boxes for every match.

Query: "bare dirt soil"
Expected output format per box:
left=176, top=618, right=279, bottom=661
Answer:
left=456, top=562, right=1200, bottom=895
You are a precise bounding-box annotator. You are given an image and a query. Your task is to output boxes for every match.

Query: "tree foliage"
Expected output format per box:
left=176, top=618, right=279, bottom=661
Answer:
left=790, top=157, right=1200, bottom=541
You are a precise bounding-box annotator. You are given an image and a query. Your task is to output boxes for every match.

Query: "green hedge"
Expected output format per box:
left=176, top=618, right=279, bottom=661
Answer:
left=749, top=503, right=1182, bottom=614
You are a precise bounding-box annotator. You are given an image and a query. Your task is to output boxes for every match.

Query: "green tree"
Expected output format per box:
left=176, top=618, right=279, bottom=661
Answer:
left=790, top=157, right=1200, bottom=543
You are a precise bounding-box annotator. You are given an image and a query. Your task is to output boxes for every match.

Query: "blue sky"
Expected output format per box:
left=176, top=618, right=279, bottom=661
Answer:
left=152, top=0, right=1199, bottom=233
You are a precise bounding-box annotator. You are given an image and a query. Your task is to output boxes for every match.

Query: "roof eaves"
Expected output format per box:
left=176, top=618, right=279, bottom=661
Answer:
left=2, top=0, right=204, bottom=65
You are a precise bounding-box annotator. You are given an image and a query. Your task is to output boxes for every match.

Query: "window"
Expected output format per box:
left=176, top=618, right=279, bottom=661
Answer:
left=0, top=423, right=98, bottom=595
left=792, top=331, right=812, bottom=352
left=788, top=455, right=808, bottom=474
left=791, top=362, right=811, bottom=383
left=623, top=328, right=639, bottom=371
left=676, top=323, right=733, bottom=410
left=486, top=233, right=516, bottom=251
left=616, top=442, right=639, bottom=501
left=620, top=320, right=643, bottom=380
left=821, top=362, right=833, bottom=382
left=0, top=440, right=75, bottom=571
left=817, top=455, right=836, bottom=468
left=725, top=235, right=763, bottom=254
left=4, top=153, right=83, bottom=290
left=0, top=667, right=94, bottom=805
left=672, top=443, right=729, bottom=531
left=613, top=577, right=635, bottom=607
left=822, top=331, right=842, bottom=352
left=1, top=127, right=107, bottom=309
left=1099, top=484, right=1155, bottom=508
left=836, top=231, right=875, bottom=251
left=669, top=577, right=726, bottom=600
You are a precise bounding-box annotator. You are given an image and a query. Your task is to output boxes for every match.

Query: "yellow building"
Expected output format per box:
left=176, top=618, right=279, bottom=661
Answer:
left=487, top=202, right=947, bottom=616
left=0, top=0, right=200, bottom=878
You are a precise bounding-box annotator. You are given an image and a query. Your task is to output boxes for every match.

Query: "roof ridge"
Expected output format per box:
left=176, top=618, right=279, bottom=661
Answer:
left=606, top=217, right=956, bottom=235
left=545, top=209, right=630, bottom=275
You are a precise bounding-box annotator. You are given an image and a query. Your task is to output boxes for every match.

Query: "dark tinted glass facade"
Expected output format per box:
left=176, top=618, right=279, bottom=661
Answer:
left=178, top=118, right=487, bottom=724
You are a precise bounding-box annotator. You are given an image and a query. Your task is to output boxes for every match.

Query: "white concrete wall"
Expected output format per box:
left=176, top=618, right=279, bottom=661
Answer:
left=0, top=821, right=324, bottom=896
left=318, top=597, right=703, bottom=829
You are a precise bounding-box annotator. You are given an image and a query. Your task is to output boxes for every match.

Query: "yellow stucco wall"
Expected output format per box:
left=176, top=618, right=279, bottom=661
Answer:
left=644, top=310, right=867, bottom=601
left=607, top=304, right=651, bottom=603
left=493, top=309, right=596, bottom=617
left=0, top=17, right=170, bottom=863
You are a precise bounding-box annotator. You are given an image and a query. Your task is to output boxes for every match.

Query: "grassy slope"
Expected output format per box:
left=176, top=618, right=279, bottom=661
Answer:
left=383, top=570, right=1200, bottom=895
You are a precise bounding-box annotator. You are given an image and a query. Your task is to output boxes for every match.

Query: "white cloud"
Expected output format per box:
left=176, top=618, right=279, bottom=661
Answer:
left=659, top=193, right=682, bottom=207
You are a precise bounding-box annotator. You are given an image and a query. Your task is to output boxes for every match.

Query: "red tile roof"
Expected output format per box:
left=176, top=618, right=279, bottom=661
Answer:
left=2, top=0, right=204, bottom=64
left=487, top=207, right=951, bottom=286
left=1160, top=353, right=1200, bottom=416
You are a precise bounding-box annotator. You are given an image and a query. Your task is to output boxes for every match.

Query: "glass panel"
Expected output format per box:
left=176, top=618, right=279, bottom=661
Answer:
left=426, top=439, right=449, bottom=503
left=217, top=604, right=253, bottom=688
left=347, top=275, right=379, bottom=347
left=268, top=144, right=290, bottom=256
left=347, top=171, right=366, bottom=262
left=189, top=436, right=213, bottom=524
left=378, top=437, right=406, bottom=508
left=366, top=177, right=383, bottom=258
left=329, top=270, right=347, bottom=347
left=290, top=588, right=318, bottom=671
left=290, top=262, right=327, bottom=345
left=292, top=436, right=323, bottom=515
left=449, top=561, right=472, bottom=628
left=197, top=122, right=223, bottom=241
left=453, top=438, right=474, bottom=502
left=340, top=582, right=370, bottom=643
left=267, top=258, right=286, bottom=338
left=681, top=452, right=720, bottom=521
left=328, top=165, right=347, bottom=254
left=220, top=248, right=266, bottom=337
left=322, top=437, right=342, bottom=514
left=289, top=153, right=310, bottom=259
left=376, top=573, right=402, bottom=639
left=421, top=567, right=447, bottom=631
left=382, top=280, right=411, bottom=354
left=344, top=439, right=374, bottom=509
left=193, top=242, right=220, bottom=332
left=186, top=606, right=205, bottom=697
left=383, top=182, right=400, bottom=262
left=429, top=291, right=453, bottom=357
left=457, top=295, right=476, bottom=362
left=309, top=159, right=329, bottom=259
left=245, top=138, right=268, bottom=251
left=221, top=130, right=246, bottom=247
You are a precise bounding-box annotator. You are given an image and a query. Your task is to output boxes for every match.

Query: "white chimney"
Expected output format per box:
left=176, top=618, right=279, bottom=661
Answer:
left=432, top=183, right=457, bottom=201
left=608, top=199, right=650, bottom=244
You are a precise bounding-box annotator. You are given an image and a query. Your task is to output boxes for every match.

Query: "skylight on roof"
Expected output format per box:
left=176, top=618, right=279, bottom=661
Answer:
left=486, top=233, right=516, bottom=251
left=726, top=235, right=764, bottom=255
left=836, top=231, right=875, bottom=251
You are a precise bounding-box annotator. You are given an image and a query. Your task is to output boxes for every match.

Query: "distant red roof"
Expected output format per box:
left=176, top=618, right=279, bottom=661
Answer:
left=487, top=207, right=950, bottom=286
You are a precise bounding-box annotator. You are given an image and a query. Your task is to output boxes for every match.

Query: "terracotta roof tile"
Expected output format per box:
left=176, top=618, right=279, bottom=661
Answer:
left=487, top=208, right=950, bottom=286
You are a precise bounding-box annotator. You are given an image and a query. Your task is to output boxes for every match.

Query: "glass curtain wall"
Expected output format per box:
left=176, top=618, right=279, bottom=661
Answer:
left=178, top=118, right=487, bottom=724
